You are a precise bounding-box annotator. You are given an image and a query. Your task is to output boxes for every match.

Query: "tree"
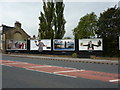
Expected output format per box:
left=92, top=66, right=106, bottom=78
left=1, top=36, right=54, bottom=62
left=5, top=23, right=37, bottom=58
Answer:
left=97, top=6, right=120, bottom=57
left=54, top=0, right=66, bottom=39
left=39, top=0, right=55, bottom=39
left=63, top=37, right=71, bottom=39
left=73, top=12, right=98, bottom=39
left=39, top=12, right=47, bottom=39
left=38, top=0, right=66, bottom=39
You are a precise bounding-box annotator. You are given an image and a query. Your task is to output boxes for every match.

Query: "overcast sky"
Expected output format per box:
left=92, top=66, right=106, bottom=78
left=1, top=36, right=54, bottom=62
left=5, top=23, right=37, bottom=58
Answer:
left=0, top=0, right=119, bottom=38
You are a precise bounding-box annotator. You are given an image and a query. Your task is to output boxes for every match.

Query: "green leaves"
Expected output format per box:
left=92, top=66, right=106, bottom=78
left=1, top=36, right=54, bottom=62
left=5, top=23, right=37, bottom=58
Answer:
left=38, top=0, right=66, bottom=39
left=39, top=0, right=55, bottom=39
left=54, top=1, right=66, bottom=39
left=97, top=6, right=120, bottom=57
left=73, top=12, right=98, bottom=39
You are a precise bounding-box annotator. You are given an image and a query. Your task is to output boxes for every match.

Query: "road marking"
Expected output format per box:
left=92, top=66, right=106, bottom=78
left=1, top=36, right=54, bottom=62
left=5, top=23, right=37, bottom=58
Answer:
left=109, top=79, right=120, bottom=82
left=55, top=73, right=77, bottom=78
left=25, top=68, right=53, bottom=74
left=25, top=68, right=77, bottom=78
left=42, top=64, right=77, bottom=69
left=3, top=63, right=21, bottom=64
left=2, top=64, right=12, bottom=67
left=1, top=60, right=119, bottom=83
left=51, top=65, right=77, bottom=69
left=13, top=62, right=29, bottom=64
left=3, top=62, right=29, bottom=64
left=27, top=66, right=53, bottom=68
left=53, top=69, right=85, bottom=74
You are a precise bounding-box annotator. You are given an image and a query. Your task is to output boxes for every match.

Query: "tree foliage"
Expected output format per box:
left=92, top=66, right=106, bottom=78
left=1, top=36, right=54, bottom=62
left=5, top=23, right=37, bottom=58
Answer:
left=38, top=0, right=66, bottom=39
left=39, top=0, right=55, bottom=39
left=97, top=6, right=120, bottom=57
left=63, top=37, right=71, bottom=39
left=54, top=1, right=66, bottom=39
left=39, top=12, right=47, bottom=39
left=73, top=12, right=98, bottom=39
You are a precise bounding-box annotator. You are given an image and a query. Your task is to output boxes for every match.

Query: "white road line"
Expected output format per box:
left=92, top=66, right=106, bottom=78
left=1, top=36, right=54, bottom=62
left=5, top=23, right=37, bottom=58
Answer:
left=109, top=79, right=120, bottom=82
left=2, top=64, right=12, bottom=67
left=25, top=68, right=53, bottom=74
left=53, top=69, right=85, bottom=74
left=25, top=68, right=77, bottom=78
left=50, top=65, right=77, bottom=69
left=55, top=73, right=77, bottom=78
left=2, top=63, right=20, bottom=64
left=43, top=64, right=77, bottom=69
left=27, top=66, right=53, bottom=68
left=14, top=62, right=29, bottom=64
left=2, top=62, right=29, bottom=64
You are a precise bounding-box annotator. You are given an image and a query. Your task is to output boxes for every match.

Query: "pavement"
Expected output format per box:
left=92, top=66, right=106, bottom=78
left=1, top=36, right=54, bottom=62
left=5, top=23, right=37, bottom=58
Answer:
left=3, top=54, right=119, bottom=65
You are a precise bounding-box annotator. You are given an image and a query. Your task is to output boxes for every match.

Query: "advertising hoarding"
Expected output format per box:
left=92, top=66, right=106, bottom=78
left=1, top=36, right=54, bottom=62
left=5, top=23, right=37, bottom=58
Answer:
left=6, top=40, right=27, bottom=50
left=79, top=39, right=103, bottom=51
left=30, top=40, right=51, bottom=51
left=53, top=39, right=75, bottom=51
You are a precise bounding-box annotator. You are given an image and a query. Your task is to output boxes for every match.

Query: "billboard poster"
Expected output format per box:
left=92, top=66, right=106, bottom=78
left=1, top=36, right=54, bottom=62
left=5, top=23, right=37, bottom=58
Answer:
left=79, top=39, right=103, bottom=51
left=53, top=39, right=75, bottom=51
left=30, top=39, right=51, bottom=51
left=6, top=40, right=27, bottom=50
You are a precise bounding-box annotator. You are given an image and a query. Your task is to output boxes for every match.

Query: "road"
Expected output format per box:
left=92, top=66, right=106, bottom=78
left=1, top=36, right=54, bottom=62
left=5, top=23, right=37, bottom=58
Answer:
left=1, top=55, right=119, bottom=88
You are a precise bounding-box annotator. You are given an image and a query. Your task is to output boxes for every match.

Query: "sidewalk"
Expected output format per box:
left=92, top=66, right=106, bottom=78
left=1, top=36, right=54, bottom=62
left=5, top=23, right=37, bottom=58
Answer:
left=3, top=53, right=119, bottom=65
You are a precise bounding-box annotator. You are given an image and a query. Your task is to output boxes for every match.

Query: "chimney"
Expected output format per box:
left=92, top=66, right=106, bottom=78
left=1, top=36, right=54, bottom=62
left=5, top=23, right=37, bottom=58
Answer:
left=15, top=21, right=21, bottom=29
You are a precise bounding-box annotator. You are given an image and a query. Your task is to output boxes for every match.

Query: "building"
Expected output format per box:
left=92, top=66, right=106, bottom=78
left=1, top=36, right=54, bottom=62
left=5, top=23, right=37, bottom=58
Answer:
left=1, top=21, right=30, bottom=52
left=2, top=21, right=30, bottom=40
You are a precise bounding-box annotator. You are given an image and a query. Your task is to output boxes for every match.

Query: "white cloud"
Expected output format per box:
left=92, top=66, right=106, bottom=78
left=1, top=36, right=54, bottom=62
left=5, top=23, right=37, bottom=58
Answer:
left=0, top=1, right=119, bottom=38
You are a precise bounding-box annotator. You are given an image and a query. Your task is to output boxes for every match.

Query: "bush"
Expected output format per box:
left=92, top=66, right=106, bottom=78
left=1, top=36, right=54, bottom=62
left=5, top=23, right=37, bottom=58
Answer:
left=72, top=53, right=78, bottom=58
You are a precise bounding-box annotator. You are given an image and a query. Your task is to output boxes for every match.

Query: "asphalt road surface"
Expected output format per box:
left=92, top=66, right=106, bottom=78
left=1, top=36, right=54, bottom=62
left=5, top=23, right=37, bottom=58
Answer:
left=1, top=55, right=119, bottom=88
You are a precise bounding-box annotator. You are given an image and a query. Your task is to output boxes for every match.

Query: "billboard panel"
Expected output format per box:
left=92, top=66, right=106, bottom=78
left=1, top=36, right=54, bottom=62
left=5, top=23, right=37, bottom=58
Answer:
left=30, top=40, right=51, bottom=51
left=53, top=39, right=75, bottom=51
left=79, top=39, right=103, bottom=51
left=6, top=40, right=27, bottom=50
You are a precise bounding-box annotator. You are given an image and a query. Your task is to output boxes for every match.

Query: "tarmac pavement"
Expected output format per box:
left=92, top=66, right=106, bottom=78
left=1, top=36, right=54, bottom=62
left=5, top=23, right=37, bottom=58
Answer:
left=3, top=54, right=119, bottom=65
left=2, top=55, right=119, bottom=88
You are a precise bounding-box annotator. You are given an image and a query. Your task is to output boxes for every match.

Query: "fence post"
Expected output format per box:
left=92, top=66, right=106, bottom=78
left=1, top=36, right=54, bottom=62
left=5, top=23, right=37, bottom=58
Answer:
left=27, top=40, right=30, bottom=53
left=51, top=38, right=53, bottom=54
left=75, top=39, right=79, bottom=55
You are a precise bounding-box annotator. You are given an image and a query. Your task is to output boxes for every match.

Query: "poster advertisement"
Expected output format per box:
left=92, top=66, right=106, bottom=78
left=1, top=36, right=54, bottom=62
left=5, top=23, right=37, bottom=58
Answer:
left=79, top=39, right=103, bottom=51
left=30, top=40, right=51, bottom=51
left=53, top=39, right=75, bottom=51
left=6, top=40, right=27, bottom=50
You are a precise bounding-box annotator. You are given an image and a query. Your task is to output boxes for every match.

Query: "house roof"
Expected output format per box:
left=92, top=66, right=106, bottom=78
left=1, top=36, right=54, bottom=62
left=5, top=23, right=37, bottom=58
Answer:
left=2, top=25, right=14, bottom=34
left=2, top=24, right=30, bottom=37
